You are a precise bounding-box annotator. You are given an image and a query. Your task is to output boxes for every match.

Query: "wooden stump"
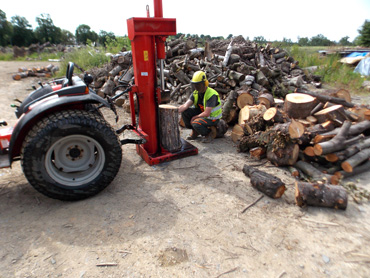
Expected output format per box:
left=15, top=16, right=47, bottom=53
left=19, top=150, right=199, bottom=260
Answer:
left=242, top=165, right=286, bottom=199
left=284, top=93, right=317, bottom=119
left=295, top=181, right=348, bottom=210
left=159, top=104, right=182, bottom=152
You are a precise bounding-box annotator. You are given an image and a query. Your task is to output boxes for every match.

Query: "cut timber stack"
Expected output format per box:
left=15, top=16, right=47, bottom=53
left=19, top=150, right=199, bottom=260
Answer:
left=12, top=64, right=59, bottom=80
left=88, top=36, right=313, bottom=108
left=236, top=85, right=370, bottom=209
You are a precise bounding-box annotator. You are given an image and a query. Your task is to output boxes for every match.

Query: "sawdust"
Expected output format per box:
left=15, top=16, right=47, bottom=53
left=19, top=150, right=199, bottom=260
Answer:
left=0, top=61, right=370, bottom=277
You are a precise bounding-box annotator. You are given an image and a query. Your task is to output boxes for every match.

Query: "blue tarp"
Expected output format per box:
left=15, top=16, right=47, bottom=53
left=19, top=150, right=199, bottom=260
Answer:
left=346, top=52, right=369, bottom=58
left=354, top=57, right=370, bottom=76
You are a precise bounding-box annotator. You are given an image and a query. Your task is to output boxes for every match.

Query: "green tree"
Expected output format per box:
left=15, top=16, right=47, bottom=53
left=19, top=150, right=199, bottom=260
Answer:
left=11, top=15, right=35, bottom=46
left=0, top=10, right=13, bottom=46
left=338, top=36, right=352, bottom=46
left=253, top=36, right=267, bottom=44
left=75, top=24, right=98, bottom=45
left=34, top=13, right=62, bottom=44
left=98, top=30, right=115, bottom=46
left=298, top=37, right=309, bottom=46
left=60, top=29, right=75, bottom=45
left=357, top=20, right=370, bottom=47
left=309, top=34, right=333, bottom=46
left=227, top=34, right=233, bottom=39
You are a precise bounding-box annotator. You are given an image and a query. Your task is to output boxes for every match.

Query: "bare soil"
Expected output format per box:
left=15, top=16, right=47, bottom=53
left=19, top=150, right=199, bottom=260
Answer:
left=1, top=61, right=370, bottom=278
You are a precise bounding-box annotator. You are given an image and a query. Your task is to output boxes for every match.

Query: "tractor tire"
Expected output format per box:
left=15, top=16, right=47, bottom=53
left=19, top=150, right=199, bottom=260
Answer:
left=21, top=110, right=122, bottom=201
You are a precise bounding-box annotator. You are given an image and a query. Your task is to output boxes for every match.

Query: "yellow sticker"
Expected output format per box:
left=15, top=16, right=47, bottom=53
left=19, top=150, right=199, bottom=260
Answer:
left=143, top=50, right=148, bottom=61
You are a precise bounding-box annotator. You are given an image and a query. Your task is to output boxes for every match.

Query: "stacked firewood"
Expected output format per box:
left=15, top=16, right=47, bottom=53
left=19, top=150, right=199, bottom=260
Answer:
left=12, top=64, right=59, bottom=80
left=89, top=35, right=314, bottom=107
left=235, top=86, right=370, bottom=209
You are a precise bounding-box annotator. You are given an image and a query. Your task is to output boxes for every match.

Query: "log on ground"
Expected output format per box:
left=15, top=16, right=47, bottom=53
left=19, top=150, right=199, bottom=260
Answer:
left=295, top=181, right=348, bottom=210
left=242, top=164, right=286, bottom=198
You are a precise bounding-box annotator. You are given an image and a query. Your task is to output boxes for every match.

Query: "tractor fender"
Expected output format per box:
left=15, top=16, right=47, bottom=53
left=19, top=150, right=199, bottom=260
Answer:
left=8, top=93, right=111, bottom=164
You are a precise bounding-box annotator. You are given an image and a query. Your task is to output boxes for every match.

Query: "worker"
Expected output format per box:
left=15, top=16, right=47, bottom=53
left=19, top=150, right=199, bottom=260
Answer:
left=178, top=71, right=222, bottom=143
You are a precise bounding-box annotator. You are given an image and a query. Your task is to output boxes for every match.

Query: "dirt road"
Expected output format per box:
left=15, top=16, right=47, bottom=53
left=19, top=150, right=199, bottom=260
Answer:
left=0, top=61, right=369, bottom=278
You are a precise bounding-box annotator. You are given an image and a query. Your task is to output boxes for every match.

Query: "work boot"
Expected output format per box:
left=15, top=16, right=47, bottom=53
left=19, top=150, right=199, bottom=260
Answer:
left=187, top=129, right=199, bottom=140
left=201, top=126, right=217, bottom=143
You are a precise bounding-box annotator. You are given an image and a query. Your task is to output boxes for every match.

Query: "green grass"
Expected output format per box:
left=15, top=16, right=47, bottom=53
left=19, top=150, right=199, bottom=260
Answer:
left=288, top=45, right=369, bottom=94
left=60, top=46, right=111, bottom=77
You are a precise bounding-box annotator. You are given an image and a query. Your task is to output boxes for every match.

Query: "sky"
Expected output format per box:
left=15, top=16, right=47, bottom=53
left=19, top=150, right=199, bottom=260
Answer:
left=1, top=0, right=370, bottom=42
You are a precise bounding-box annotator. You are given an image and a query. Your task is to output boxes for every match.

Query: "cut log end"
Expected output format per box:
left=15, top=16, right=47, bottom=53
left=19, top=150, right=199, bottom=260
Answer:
left=295, top=181, right=348, bottom=210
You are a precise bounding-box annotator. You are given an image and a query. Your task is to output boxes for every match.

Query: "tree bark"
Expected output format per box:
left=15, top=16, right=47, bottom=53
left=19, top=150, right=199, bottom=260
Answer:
left=159, top=104, right=182, bottom=152
left=313, top=121, right=352, bottom=156
left=284, top=93, right=317, bottom=119
left=294, top=160, right=339, bottom=185
left=295, top=181, right=348, bottom=210
left=242, top=165, right=286, bottom=199
left=341, top=147, right=370, bottom=173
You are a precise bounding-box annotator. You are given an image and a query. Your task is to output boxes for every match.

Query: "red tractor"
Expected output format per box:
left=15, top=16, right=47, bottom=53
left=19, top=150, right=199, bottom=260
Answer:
left=0, top=62, right=126, bottom=200
left=0, top=0, right=198, bottom=201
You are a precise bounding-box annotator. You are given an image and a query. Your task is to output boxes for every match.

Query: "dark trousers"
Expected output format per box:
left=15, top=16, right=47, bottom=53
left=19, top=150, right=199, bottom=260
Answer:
left=181, top=108, right=219, bottom=136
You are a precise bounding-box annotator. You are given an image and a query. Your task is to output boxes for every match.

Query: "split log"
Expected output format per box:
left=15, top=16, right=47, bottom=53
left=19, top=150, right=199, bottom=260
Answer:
left=314, top=104, right=347, bottom=126
left=295, top=181, right=348, bottom=210
left=242, top=165, right=286, bottom=199
left=98, top=78, right=115, bottom=97
left=258, top=93, right=275, bottom=108
left=294, top=160, right=339, bottom=185
left=159, top=104, right=182, bottom=152
left=284, top=93, right=317, bottom=119
left=249, top=146, right=267, bottom=159
left=263, top=107, right=286, bottom=123
left=341, top=147, right=370, bottom=173
left=236, top=90, right=257, bottom=108
left=238, top=104, right=267, bottom=126
left=231, top=124, right=244, bottom=143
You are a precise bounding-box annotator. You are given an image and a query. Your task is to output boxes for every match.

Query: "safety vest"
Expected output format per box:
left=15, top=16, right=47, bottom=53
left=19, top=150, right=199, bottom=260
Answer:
left=193, top=87, right=222, bottom=120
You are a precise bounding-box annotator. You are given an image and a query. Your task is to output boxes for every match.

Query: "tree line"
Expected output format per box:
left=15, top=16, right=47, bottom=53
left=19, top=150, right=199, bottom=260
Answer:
left=1, top=9, right=369, bottom=48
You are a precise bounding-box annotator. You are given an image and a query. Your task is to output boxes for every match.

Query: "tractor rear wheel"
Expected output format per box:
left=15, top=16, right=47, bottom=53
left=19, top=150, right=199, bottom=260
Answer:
left=21, top=110, right=122, bottom=201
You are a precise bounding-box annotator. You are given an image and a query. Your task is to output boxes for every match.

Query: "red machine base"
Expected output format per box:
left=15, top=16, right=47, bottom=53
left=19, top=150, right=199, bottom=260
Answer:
left=136, top=139, right=198, bottom=166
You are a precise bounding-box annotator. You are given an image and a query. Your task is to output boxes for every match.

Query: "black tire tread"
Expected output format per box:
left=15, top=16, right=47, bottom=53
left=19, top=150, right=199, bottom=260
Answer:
left=21, top=110, right=122, bottom=201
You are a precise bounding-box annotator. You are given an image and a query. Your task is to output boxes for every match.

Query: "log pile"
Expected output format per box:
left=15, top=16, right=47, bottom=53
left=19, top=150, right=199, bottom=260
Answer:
left=86, top=36, right=370, bottom=208
left=12, top=64, right=59, bottom=80
left=237, top=86, right=370, bottom=209
left=88, top=35, right=313, bottom=107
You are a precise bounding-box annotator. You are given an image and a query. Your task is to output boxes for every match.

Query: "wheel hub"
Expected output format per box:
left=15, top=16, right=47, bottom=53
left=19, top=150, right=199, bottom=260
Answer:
left=67, top=145, right=83, bottom=160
